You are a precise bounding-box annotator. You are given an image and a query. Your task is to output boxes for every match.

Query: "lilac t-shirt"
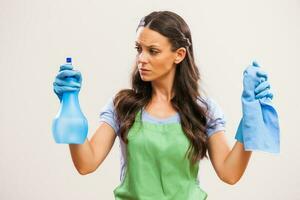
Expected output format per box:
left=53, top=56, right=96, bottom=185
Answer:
left=99, top=95, right=226, bottom=182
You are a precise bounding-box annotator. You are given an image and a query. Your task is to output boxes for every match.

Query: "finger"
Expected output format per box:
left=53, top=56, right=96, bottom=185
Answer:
left=56, top=70, right=81, bottom=80
left=256, top=70, right=268, bottom=81
left=256, top=91, right=274, bottom=100
left=59, top=64, right=73, bottom=71
left=53, top=81, right=80, bottom=89
left=70, top=70, right=82, bottom=83
left=255, top=77, right=267, bottom=87
left=54, top=77, right=81, bottom=87
left=54, top=85, right=80, bottom=94
left=267, top=92, right=274, bottom=100
left=53, top=83, right=61, bottom=94
left=255, top=89, right=272, bottom=99
left=254, top=81, right=270, bottom=94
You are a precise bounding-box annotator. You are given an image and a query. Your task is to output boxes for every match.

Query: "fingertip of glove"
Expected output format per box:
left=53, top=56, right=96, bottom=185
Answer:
left=252, top=60, right=260, bottom=67
left=59, top=64, right=73, bottom=71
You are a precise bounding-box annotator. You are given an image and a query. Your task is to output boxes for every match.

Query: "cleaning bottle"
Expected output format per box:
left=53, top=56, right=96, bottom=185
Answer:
left=52, top=57, right=88, bottom=144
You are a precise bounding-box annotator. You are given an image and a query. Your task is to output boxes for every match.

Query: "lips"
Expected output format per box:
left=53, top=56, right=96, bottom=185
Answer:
left=140, top=68, right=150, bottom=71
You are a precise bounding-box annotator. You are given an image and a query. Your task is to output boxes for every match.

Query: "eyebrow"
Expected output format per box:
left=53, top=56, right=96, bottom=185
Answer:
left=135, top=41, right=160, bottom=48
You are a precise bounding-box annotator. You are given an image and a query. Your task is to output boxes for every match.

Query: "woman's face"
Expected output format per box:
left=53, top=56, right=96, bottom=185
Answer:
left=135, top=27, right=183, bottom=82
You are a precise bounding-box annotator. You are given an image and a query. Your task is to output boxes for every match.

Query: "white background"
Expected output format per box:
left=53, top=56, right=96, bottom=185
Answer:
left=1, top=0, right=299, bottom=199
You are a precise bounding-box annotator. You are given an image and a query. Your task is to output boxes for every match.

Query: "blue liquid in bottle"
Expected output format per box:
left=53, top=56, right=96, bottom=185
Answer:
left=52, top=57, right=88, bottom=144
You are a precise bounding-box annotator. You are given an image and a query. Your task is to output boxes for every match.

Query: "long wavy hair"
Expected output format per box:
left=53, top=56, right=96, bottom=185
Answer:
left=113, top=11, right=212, bottom=165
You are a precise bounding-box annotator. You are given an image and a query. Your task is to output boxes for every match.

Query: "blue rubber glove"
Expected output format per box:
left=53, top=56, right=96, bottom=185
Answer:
left=254, top=72, right=273, bottom=100
left=53, top=64, right=82, bottom=102
left=241, top=60, right=273, bottom=101
left=235, top=60, right=280, bottom=154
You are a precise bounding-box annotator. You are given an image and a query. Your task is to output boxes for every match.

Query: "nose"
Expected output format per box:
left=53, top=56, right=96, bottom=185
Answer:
left=137, top=51, right=148, bottom=64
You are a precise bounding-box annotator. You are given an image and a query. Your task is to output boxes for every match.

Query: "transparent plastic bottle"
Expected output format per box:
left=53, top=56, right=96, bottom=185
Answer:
left=52, top=57, right=88, bottom=144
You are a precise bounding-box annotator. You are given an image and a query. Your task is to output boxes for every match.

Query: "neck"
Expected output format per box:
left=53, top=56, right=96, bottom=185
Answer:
left=151, top=68, right=176, bottom=102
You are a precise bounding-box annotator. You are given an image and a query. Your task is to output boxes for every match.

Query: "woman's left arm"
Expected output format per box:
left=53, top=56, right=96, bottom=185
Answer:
left=207, top=131, right=252, bottom=185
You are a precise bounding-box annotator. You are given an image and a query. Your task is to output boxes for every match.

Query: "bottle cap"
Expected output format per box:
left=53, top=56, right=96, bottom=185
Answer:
left=66, top=57, right=72, bottom=63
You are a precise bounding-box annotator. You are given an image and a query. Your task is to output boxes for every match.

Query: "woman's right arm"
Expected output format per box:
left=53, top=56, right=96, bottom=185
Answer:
left=69, top=122, right=117, bottom=175
left=53, top=63, right=118, bottom=175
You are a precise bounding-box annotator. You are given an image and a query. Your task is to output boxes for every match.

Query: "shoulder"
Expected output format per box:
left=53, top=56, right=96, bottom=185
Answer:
left=196, top=96, right=222, bottom=114
left=99, top=94, right=119, bottom=135
left=98, top=89, right=136, bottom=136
left=197, top=96, right=226, bottom=137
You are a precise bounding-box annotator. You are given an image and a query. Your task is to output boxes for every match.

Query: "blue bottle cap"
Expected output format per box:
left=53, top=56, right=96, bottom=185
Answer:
left=66, top=57, right=72, bottom=63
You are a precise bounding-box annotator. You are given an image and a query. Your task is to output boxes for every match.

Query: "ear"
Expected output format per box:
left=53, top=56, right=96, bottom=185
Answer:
left=174, top=47, right=187, bottom=64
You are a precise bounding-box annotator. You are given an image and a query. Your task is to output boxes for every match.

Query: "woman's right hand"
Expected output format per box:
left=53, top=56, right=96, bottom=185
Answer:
left=53, top=64, right=82, bottom=102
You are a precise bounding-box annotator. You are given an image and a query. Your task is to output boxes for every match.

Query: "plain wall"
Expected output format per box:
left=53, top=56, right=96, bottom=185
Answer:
left=1, top=0, right=299, bottom=199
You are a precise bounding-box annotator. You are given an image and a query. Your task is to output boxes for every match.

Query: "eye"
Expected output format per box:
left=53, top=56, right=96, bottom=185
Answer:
left=150, top=48, right=161, bottom=55
left=149, top=49, right=158, bottom=55
left=134, top=45, right=141, bottom=53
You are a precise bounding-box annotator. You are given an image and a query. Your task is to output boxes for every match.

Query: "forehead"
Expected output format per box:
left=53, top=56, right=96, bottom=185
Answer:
left=135, top=27, right=171, bottom=47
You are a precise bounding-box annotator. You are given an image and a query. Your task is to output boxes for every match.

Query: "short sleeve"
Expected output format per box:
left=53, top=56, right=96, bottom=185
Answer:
left=99, top=96, right=120, bottom=136
left=198, top=97, right=226, bottom=137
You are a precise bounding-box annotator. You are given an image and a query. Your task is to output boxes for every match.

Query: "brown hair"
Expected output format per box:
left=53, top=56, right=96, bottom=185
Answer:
left=113, top=11, right=212, bottom=165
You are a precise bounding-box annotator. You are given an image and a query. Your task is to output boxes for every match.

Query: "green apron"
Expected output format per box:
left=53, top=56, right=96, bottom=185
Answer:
left=113, top=110, right=208, bottom=200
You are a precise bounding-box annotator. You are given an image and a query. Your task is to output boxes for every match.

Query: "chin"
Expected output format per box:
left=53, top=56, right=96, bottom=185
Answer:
left=141, top=77, right=151, bottom=82
left=140, top=75, right=152, bottom=82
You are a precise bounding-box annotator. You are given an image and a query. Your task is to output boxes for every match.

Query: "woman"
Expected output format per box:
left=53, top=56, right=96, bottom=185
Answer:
left=53, top=11, right=274, bottom=200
